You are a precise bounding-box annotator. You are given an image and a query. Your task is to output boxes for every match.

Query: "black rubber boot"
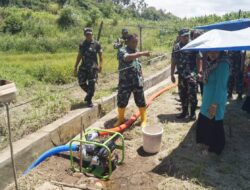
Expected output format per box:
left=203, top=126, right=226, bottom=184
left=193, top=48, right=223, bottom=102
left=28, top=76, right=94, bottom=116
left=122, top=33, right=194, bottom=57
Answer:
left=87, top=100, right=93, bottom=108
left=176, top=109, right=188, bottom=119
left=85, top=94, right=93, bottom=108
left=189, top=107, right=197, bottom=121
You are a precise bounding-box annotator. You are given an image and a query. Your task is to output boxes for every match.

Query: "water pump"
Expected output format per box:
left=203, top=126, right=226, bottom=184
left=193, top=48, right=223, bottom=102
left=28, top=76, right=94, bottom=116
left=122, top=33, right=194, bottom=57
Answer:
left=69, top=128, right=125, bottom=180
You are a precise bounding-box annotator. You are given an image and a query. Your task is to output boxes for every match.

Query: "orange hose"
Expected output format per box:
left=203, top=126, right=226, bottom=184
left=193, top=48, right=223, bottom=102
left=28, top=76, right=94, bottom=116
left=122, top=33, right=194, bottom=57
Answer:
left=99, top=83, right=177, bottom=136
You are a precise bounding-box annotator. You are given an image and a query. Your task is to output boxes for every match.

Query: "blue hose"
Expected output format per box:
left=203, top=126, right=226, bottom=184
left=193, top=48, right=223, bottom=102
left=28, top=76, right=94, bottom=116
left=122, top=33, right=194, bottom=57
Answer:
left=24, top=144, right=78, bottom=175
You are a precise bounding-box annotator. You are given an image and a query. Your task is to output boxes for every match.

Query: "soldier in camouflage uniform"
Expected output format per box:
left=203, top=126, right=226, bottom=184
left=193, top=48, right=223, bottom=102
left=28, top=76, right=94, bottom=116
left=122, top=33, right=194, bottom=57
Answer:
left=113, top=28, right=129, bottom=49
left=171, top=29, right=198, bottom=120
left=114, top=34, right=150, bottom=128
left=74, top=28, right=103, bottom=107
left=228, top=51, right=245, bottom=100
left=191, top=29, right=204, bottom=96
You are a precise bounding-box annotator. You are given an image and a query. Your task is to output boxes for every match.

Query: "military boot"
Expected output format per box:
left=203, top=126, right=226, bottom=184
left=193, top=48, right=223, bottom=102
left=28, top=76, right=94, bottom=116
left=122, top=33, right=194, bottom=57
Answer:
left=176, top=107, right=188, bottom=119
left=189, top=107, right=197, bottom=121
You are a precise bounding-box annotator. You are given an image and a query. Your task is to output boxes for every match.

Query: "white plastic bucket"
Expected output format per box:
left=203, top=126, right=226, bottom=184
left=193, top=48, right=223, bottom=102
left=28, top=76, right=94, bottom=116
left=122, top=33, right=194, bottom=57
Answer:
left=142, top=126, right=163, bottom=154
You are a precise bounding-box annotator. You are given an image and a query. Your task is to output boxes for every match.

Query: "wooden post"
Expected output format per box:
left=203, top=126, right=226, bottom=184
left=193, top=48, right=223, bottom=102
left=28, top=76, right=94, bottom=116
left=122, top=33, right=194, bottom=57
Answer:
left=139, top=25, right=143, bottom=51
left=97, top=21, right=104, bottom=42
left=6, top=103, right=19, bottom=190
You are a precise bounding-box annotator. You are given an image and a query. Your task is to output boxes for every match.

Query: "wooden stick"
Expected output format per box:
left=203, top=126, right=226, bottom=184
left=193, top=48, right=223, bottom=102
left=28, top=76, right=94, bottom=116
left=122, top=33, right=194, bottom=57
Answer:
left=51, top=180, right=100, bottom=190
left=5, top=103, right=19, bottom=190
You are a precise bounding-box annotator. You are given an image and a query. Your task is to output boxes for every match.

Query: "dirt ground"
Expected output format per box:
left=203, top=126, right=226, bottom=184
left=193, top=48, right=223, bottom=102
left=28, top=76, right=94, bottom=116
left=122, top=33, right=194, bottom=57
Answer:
left=6, top=86, right=250, bottom=190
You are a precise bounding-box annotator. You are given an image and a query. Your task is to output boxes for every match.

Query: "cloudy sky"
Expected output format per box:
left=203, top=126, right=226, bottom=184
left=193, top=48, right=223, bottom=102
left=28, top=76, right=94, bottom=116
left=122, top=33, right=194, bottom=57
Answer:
left=145, top=0, right=250, bottom=18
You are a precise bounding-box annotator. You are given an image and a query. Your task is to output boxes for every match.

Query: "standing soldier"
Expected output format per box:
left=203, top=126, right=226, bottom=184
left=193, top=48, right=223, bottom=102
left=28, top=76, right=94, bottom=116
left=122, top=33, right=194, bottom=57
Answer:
left=228, top=51, right=245, bottom=100
left=74, top=28, right=103, bottom=107
left=191, top=29, right=204, bottom=96
left=113, top=28, right=129, bottom=49
left=171, top=29, right=198, bottom=121
left=114, top=34, right=150, bottom=128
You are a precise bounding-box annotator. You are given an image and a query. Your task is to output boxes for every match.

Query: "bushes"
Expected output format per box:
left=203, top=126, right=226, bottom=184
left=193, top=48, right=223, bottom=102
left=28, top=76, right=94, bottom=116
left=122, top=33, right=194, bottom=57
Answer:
left=0, top=34, right=79, bottom=53
left=30, top=64, right=70, bottom=84
left=57, top=7, right=77, bottom=29
left=99, top=2, right=114, bottom=18
left=3, top=14, right=23, bottom=34
left=85, top=8, right=101, bottom=27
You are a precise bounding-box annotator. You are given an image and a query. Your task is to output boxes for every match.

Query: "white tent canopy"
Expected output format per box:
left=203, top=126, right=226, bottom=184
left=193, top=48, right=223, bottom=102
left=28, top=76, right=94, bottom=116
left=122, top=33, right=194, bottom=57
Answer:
left=181, top=27, right=250, bottom=51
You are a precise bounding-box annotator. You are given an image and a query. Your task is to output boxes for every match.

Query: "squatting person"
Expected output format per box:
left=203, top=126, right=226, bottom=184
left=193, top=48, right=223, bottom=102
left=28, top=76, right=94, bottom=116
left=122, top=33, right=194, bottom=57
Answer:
left=114, top=34, right=150, bottom=128
left=74, top=28, right=103, bottom=107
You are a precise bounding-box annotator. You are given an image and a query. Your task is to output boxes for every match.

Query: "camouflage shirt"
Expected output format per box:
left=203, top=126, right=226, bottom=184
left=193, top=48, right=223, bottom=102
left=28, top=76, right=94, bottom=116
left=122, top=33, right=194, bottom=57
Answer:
left=79, top=40, right=102, bottom=69
left=118, top=47, right=143, bottom=88
left=172, top=42, right=197, bottom=77
left=114, top=36, right=127, bottom=49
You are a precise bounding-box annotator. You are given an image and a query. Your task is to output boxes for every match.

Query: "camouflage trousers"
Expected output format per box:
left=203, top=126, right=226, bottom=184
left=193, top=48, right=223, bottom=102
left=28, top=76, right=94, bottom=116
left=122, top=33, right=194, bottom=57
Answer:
left=178, top=75, right=198, bottom=113
left=117, top=85, right=146, bottom=108
left=78, top=68, right=98, bottom=102
left=228, top=70, right=244, bottom=95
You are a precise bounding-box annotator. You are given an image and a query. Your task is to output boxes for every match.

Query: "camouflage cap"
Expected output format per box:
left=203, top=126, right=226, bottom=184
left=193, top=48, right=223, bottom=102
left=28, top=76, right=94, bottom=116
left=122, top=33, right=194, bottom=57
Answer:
left=84, top=27, right=93, bottom=35
left=178, top=28, right=190, bottom=37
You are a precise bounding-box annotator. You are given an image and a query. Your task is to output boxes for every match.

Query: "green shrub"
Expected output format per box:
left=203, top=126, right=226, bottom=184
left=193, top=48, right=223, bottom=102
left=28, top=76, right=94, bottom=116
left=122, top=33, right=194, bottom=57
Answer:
left=57, top=7, right=77, bottom=29
left=112, top=17, right=118, bottom=26
left=30, top=62, right=74, bottom=84
left=99, top=3, right=114, bottom=18
left=86, top=8, right=101, bottom=27
left=3, top=14, right=23, bottom=34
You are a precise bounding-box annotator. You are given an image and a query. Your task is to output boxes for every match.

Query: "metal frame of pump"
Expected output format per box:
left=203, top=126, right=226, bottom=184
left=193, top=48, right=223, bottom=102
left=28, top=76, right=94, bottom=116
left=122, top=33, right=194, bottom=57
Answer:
left=69, top=128, right=125, bottom=180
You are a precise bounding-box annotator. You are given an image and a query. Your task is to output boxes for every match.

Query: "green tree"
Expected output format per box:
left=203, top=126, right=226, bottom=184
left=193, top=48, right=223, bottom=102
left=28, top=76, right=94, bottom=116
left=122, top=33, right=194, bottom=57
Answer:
left=57, top=7, right=77, bottom=29
left=86, top=8, right=101, bottom=26
left=3, top=14, right=23, bottom=34
left=0, top=0, right=10, bottom=6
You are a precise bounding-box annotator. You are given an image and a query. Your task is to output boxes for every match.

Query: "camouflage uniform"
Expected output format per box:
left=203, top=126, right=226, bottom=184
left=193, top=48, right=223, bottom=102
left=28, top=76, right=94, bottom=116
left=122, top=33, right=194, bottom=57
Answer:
left=172, top=42, right=198, bottom=114
left=114, top=29, right=128, bottom=50
left=113, top=36, right=127, bottom=50
left=228, top=51, right=245, bottom=97
left=117, top=47, right=146, bottom=108
left=78, top=39, right=102, bottom=102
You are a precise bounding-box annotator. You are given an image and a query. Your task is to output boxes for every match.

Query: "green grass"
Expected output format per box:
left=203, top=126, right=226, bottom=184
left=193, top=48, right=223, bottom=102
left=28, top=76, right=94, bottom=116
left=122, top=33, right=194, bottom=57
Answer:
left=0, top=52, right=119, bottom=87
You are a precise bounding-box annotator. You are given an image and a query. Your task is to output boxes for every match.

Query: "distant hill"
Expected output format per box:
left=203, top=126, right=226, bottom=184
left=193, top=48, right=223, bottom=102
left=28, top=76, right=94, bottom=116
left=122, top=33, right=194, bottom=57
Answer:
left=0, top=0, right=249, bottom=53
left=0, top=0, right=179, bottom=21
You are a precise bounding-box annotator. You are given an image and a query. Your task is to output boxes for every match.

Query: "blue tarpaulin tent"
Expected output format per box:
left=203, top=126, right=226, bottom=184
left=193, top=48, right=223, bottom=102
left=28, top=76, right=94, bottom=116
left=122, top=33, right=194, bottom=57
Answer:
left=181, top=27, right=250, bottom=51
left=195, top=18, right=250, bottom=31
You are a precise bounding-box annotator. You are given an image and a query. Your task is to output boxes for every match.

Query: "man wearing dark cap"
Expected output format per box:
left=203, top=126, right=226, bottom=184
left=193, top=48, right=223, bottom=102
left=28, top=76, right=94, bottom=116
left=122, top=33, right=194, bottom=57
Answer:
left=171, top=28, right=198, bottom=120
left=114, top=34, right=150, bottom=128
left=74, top=27, right=103, bottom=107
left=113, top=28, right=129, bottom=49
